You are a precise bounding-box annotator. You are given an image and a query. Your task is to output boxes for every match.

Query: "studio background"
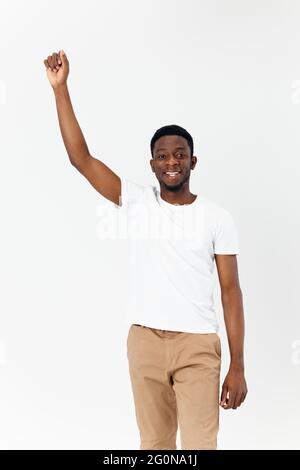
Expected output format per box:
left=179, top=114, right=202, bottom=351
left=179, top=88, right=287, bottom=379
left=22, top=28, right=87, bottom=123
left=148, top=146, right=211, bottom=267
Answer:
left=0, top=0, right=299, bottom=449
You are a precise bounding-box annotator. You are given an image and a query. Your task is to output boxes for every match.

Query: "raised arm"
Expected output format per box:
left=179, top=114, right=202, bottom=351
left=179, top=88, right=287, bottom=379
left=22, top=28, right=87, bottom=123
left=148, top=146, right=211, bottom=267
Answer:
left=43, top=50, right=121, bottom=206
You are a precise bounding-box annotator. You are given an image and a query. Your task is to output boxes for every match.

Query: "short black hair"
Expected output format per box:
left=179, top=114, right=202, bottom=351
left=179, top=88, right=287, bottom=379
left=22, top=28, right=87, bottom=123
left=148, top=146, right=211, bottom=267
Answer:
left=150, top=124, right=194, bottom=158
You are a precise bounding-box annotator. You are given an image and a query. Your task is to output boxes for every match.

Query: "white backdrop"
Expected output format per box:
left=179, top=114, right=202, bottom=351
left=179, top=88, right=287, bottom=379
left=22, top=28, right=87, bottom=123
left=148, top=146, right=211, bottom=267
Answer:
left=0, top=0, right=299, bottom=450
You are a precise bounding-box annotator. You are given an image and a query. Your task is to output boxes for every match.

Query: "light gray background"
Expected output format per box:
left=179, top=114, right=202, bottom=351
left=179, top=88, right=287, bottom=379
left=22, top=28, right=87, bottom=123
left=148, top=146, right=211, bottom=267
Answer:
left=0, top=0, right=300, bottom=450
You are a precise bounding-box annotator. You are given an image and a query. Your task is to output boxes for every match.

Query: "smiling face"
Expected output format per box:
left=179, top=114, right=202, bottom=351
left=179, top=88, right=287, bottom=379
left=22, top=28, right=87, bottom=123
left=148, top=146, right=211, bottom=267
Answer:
left=150, top=135, right=197, bottom=191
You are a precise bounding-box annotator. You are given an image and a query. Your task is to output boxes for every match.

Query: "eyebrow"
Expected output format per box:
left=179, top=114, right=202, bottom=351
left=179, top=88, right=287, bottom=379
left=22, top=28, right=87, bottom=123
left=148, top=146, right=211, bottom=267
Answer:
left=155, top=146, right=186, bottom=153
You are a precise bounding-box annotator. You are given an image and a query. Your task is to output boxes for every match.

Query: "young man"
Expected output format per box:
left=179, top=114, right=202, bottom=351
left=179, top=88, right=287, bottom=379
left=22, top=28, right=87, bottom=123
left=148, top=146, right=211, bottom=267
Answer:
left=44, top=50, right=248, bottom=450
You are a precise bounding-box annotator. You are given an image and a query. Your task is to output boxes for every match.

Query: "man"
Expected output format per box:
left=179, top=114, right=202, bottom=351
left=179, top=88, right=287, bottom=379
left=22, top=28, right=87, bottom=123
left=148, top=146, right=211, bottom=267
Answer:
left=44, top=50, right=248, bottom=450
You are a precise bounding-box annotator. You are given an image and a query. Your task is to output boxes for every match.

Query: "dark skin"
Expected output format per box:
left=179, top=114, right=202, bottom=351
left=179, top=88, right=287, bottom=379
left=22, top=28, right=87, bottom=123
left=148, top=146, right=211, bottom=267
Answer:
left=150, top=135, right=197, bottom=205
left=44, top=51, right=247, bottom=409
left=150, top=135, right=248, bottom=410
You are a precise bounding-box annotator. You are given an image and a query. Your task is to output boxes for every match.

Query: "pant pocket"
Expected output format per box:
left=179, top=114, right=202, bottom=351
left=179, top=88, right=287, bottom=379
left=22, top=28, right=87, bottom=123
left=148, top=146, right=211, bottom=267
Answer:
left=213, top=335, right=222, bottom=359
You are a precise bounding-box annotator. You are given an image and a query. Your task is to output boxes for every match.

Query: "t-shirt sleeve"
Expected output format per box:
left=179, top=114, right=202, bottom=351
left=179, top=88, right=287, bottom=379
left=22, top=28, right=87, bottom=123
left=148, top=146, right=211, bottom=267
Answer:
left=114, top=176, right=146, bottom=209
left=213, top=210, right=240, bottom=255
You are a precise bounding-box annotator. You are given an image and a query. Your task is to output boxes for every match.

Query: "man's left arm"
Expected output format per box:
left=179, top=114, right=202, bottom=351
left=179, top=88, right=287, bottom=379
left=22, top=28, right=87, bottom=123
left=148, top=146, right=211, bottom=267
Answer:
left=214, top=254, right=248, bottom=410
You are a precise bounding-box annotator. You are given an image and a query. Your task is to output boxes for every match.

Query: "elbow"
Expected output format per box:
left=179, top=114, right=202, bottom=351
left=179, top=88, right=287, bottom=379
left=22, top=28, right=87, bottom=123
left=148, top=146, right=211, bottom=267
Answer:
left=221, top=285, right=243, bottom=301
left=69, top=154, right=90, bottom=169
left=70, top=158, right=79, bottom=168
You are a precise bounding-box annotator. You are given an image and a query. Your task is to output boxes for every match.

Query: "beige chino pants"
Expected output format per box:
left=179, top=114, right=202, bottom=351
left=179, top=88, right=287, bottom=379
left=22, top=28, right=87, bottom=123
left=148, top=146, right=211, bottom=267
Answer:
left=127, top=324, right=221, bottom=450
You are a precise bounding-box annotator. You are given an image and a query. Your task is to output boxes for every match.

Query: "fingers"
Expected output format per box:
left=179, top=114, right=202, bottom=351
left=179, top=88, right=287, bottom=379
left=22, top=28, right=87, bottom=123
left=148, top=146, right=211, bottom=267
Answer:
left=220, top=386, right=228, bottom=408
left=51, top=52, right=60, bottom=72
left=232, top=392, right=244, bottom=409
left=59, top=50, right=68, bottom=66
left=221, top=389, right=248, bottom=410
left=52, top=52, right=60, bottom=71
left=47, top=54, right=53, bottom=70
left=226, top=391, right=236, bottom=409
left=44, top=59, right=50, bottom=70
left=238, top=392, right=247, bottom=406
left=220, top=385, right=236, bottom=409
left=44, top=52, right=62, bottom=72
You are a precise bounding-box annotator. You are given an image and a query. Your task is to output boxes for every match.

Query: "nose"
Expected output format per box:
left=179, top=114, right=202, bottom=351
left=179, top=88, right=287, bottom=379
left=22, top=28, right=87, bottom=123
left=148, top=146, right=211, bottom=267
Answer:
left=164, top=155, right=181, bottom=167
left=169, top=155, right=178, bottom=164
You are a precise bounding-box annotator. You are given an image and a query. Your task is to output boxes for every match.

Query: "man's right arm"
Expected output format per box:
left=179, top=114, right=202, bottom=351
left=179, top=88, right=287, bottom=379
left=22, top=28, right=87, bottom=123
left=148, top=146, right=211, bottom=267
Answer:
left=44, top=50, right=122, bottom=206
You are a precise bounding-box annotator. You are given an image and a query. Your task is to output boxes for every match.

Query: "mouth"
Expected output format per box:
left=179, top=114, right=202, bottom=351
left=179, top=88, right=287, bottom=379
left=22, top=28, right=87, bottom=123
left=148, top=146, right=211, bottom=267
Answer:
left=163, top=171, right=181, bottom=180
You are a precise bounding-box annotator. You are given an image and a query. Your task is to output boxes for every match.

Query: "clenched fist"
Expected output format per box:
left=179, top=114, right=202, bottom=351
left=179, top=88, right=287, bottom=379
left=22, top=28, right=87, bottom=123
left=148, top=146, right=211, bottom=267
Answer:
left=43, top=50, right=69, bottom=89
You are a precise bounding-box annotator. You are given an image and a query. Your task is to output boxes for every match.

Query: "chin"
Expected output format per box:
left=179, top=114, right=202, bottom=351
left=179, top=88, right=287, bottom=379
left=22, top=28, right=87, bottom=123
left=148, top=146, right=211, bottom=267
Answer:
left=162, top=181, right=183, bottom=191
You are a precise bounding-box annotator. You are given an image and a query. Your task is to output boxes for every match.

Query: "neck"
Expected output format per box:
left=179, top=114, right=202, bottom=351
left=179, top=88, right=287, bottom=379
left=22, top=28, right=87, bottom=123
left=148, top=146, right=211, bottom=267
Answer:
left=159, top=182, right=197, bottom=205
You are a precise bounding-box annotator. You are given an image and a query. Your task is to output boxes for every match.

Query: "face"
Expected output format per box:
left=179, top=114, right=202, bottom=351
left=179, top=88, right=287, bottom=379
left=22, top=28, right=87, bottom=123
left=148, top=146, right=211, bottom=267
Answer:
left=150, top=135, right=197, bottom=190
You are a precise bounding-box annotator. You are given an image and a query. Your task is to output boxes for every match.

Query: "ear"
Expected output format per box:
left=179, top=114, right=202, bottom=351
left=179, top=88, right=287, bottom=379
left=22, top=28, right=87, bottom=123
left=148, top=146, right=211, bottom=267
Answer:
left=150, top=159, right=155, bottom=172
left=191, top=155, right=197, bottom=170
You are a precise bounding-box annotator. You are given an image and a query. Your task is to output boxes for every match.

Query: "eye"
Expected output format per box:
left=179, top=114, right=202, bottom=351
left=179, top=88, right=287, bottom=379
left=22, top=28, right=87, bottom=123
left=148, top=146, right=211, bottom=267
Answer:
left=157, top=155, right=165, bottom=159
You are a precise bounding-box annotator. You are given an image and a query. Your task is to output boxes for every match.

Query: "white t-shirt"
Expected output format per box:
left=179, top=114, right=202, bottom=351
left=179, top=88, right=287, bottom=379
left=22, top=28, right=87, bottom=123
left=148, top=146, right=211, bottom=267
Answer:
left=102, top=177, right=239, bottom=333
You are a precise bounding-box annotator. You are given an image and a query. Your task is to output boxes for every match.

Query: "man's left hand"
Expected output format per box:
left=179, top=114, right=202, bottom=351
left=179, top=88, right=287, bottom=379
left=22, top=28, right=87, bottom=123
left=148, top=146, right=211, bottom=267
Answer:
left=220, top=367, right=248, bottom=409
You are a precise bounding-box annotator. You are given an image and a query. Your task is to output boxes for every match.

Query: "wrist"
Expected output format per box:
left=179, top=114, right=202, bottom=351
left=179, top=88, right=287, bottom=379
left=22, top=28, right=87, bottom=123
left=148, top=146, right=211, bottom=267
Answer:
left=229, top=359, right=245, bottom=372
left=52, top=82, right=68, bottom=94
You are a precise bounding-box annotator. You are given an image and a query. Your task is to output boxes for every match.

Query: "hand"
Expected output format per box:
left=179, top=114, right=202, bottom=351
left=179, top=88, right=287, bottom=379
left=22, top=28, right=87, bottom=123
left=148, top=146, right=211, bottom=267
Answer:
left=43, top=50, right=69, bottom=89
left=220, top=367, right=248, bottom=410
